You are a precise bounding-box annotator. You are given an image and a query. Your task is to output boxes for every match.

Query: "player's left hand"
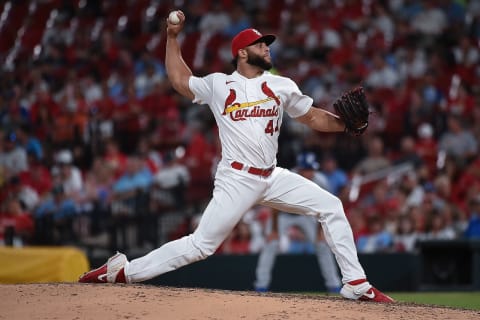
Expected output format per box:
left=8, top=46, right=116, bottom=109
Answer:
left=333, top=87, right=370, bottom=136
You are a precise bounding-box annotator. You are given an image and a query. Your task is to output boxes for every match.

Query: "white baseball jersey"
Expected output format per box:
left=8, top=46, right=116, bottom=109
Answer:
left=189, top=71, right=313, bottom=168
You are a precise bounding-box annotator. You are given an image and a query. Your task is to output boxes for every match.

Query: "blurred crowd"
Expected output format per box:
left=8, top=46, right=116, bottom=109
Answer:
left=1, top=0, right=480, bottom=255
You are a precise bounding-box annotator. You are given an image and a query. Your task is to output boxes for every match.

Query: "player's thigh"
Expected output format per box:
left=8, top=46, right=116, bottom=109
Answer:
left=193, top=167, right=265, bottom=248
left=261, top=168, right=342, bottom=216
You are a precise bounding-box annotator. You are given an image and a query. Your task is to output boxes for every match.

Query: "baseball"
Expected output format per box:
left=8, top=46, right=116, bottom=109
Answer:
left=168, top=11, right=180, bottom=25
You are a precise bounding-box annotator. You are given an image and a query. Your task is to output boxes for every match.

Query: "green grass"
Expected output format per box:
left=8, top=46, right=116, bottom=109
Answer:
left=310, top=291, right=480, bottom=310
left=388, top=292, right=480, bottom=310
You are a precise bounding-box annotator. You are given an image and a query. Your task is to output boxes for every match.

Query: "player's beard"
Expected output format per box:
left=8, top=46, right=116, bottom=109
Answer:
left=246, top=52, right=273, bottom=70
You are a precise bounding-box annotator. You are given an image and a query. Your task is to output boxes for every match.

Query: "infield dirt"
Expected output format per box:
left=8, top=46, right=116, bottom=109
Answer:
left=0, top=283, right=478, bottom=320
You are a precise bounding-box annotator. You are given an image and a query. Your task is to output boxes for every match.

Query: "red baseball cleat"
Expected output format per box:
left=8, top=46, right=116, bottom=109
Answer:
left=79, top=263, right=108, bottom=283
left=79, top=252, right=128, bottom=283
left=340, top=279, right=394, bottom=303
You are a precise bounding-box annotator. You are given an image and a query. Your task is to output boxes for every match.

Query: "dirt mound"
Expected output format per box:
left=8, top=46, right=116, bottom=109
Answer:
left=0, top=283, right=478, bottom=320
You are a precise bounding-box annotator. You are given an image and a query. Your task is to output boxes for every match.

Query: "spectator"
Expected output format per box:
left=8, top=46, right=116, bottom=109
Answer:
left=182, top=123, right=218, bottom=205
left=199, top=2, right=231, bottom=34
left=438, top=114, right=478, bottom=166
left=464, top=195, right=480, bottom=239
left=54, top=74, right=89, bottom=147
left=452, top=35, right=479, bottom=67
left=89, top=80, right=117, bottom=142
left=152, top=150, right=190, bottom=210
left=113, top=82, right=145, bottom=153
left=0, top=86, right=30, bottom=130
left=404, top=87, right=435, bottom=135
left=422, top=211, right=456, bottom=240
left=408, top=205, right=427, bottom=236
left=283, top=224, right=316, bottom=254
left=141, top=79, right=178, bottom=121
left=356, top=215, right=393, bottom=253
left=221, top=221, right=252, bottom=255
left=135, top=136, right=162, bottom=175
left=444, top=82, right=475, bottom=118
left=402, top=173, right=425, bottom=209
left=433, top=174, right=452, bottom=204
left=347, top=208, right=369, bottom=242
left=34, top=184, right=78, bottom=244
left=28, top=83, right=62, bottom=141
left=78, top=157, right=115, bottom=236
left=420, top=182, right=446, bottom=214
left=361, top=179, right=399, bottom=218
left=1, top=175, right=39, bottom=213
left=353, top=135, right=391, bottom=175
left=15, top=125, right=43, bottom=161
left=393, top=135, right=424, bottom=169
left=82, top=75, right=103, bottom=105
left=223, top=4, right=251, bottom=38
left=194, top=2, right=231, bottom=69
left=441, top=203, right=468, bottom=238
left=53, top=149, right=84, bottom=204
left=242, top=206, right=269, bottom=254
left=414, top=122, right=438, bottom=176
left=103, top=139, right=128, bottom=178
left=321, top=154, right=348, bottom=196
left=371, top=3, right=395, bottom=47
left=19, top=151, right=53, bottom=200
left=410, top=1, right=447, bottom=37
left=0, top=198, right=34, bottom=246
left=134, top=62, right=164, bottom=99
left=110, top=155, right=153, bottom=219
left=393, top=213, right=419, bottom=252
left=451, top=156, right=480, bottom=209
left=396, top=45, right=428, bottom=82
left=365, top=53, right=400, bottom=89
left=295, top=152, right=330, bottom=190
left=81, top=157, right=114, bottom=208
left=0, top=131, right=28, bottom=179
left=112, top=156, right=153, bottom=197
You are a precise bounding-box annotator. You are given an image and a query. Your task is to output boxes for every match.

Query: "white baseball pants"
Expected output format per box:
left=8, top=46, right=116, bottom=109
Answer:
left=124, top=162, right=366, bottom=283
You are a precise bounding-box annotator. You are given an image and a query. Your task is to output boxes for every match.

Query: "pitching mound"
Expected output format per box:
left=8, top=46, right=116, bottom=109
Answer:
left=0, top=283, right=478, bottom=320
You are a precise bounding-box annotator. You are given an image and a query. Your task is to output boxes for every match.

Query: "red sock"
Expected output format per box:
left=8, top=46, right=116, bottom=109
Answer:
left=348, top=279, right=367, bottom=285
left=115, top=268, right=127, bottom=283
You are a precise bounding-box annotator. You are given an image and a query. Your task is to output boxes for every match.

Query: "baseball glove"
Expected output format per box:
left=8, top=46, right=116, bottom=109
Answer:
left=333, top=87, right=370, bottom=136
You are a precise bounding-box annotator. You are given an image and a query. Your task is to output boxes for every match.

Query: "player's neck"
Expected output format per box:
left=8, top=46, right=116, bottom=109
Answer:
left=236, top=64, right=264, bottom=79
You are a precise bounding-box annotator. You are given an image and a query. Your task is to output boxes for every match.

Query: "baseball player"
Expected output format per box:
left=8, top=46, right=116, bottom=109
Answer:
left=79, top=11, right=394, bottom=303
left=254, top=152, right=342, bottom=293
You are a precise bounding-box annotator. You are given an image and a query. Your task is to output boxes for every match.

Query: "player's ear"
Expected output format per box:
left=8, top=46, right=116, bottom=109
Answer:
left=238, top=48, right=247, bottom=59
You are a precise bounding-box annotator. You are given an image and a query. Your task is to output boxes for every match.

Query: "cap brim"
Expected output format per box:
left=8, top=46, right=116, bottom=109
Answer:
left=251, top=34, right=276, bottom=47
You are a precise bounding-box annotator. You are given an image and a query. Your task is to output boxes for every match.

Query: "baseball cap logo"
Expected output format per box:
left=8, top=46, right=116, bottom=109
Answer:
left=252, top=29, right=261, bottom=36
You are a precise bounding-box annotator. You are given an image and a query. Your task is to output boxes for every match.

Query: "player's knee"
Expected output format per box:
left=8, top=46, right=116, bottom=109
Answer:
left=190, top=235, right=217, bottom=259
left=320, top=195, right=344, bottom=212
left=198, top=246, right=216, bottom=259
left=331, top=196, right=345, bottom=212
left=315, top=196, right=346, bottom=218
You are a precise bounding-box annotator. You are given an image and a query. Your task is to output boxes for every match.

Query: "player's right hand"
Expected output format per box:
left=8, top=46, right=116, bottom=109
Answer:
left=166, top=10, right=185, bottom=37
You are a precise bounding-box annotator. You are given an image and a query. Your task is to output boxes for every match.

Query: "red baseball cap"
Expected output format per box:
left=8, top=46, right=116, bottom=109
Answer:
left=231, top=28, right=276, bottom=58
